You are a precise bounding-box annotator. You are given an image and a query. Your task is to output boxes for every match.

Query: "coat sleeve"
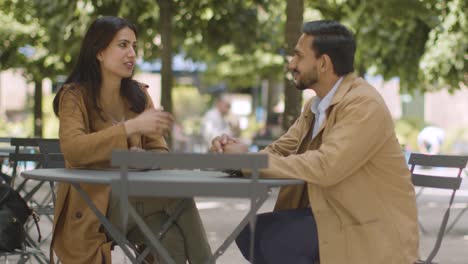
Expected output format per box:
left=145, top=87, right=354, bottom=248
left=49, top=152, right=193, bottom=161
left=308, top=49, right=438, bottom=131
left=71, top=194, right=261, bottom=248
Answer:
left=140, top=87, right=169, bottom=152
left=58, top=86, right=128, bottom=167
left=260, top=98, right=313, bottom=157
left=260, top=118, right=301, bottom=157
left=259, top=98, right=394, bottom=187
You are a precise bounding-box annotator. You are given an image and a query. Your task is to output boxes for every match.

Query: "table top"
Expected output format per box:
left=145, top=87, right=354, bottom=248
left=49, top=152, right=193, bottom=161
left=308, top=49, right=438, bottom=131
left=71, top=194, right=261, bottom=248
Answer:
left=21, top=168, right=304, bottom=198
left=22, top=168, right=302, bottom=186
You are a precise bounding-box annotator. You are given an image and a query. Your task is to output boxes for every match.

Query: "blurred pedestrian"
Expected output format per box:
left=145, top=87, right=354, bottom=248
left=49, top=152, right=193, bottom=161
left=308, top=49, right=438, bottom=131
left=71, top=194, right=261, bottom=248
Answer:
left=417, top=126, right=445, bottom=155
left=201, top=94, right=239, bottom=146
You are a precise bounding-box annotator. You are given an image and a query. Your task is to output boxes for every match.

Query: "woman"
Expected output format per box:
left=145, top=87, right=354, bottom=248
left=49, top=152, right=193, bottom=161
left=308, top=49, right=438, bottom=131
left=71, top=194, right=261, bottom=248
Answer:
left=52, top=16, right=211, bottom=264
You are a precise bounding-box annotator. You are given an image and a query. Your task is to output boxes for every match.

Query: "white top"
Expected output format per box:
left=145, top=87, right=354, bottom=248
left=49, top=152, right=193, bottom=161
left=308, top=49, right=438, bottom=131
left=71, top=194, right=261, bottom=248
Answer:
left=201, top=108, right=233, bottom=145
left=417, top=126, right=445, bottom=146
left=310, top=77, right=344, bottom=139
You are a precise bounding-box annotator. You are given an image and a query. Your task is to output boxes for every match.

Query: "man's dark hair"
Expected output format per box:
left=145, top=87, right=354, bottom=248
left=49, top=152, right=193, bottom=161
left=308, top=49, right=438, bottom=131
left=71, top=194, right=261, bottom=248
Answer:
left=302, top=20, right=355, bottom=76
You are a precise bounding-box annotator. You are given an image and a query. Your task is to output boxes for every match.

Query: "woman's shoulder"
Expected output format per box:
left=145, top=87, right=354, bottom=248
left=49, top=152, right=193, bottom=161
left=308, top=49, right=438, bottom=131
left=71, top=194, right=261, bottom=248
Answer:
left=60, top=82, right=87, bottom=98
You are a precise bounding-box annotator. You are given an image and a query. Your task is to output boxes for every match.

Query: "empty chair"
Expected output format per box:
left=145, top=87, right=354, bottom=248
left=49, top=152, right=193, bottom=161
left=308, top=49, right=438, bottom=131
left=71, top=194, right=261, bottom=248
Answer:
left=1, top=138, right=63, bottom=263
left=409, top=153, right=468, bottom=264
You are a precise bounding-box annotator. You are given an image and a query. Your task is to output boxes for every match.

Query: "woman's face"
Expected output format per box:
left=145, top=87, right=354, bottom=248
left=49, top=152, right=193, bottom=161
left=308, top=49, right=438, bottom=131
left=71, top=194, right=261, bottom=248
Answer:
left=97, top=27, right=137, bottom=81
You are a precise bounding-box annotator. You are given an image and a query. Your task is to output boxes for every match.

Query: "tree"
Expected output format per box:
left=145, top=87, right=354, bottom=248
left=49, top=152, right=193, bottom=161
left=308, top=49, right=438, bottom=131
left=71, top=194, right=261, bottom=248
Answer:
left=0, top=2, right=65, bottom=137
left=307, top=0, right=465, bottom=92
left=188, top=0, right=302, bottom=127
left=2, top=0, right=268, bottom=137
left=283, top=0, right=304, bottom=129
left=419, top=0, right=467, bottom=91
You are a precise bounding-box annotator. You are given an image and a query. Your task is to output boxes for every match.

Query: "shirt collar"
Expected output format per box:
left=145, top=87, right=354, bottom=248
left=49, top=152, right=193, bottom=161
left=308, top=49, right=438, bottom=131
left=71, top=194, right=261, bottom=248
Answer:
left=310, top=77, right=344, bottom=114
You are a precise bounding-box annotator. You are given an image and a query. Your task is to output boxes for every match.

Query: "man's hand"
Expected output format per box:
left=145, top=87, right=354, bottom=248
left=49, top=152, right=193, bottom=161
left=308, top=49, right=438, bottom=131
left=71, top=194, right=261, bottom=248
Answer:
left=210, top=134, right=239, bottom=153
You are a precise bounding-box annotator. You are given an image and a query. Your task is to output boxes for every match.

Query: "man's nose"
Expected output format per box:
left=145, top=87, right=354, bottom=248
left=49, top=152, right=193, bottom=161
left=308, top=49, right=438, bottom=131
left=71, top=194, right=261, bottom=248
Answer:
left=287, top=58, right=296, bottom=71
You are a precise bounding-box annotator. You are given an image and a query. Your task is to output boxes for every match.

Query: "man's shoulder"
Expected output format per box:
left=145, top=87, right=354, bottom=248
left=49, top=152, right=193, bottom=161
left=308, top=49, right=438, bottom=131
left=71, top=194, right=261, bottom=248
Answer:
left=203, top=108, right=219, bottom=119
left=342, top=77, right=386, bottom=106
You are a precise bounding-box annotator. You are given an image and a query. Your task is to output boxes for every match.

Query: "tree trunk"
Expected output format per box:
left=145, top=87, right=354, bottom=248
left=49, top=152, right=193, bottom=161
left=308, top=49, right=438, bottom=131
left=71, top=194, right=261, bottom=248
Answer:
left=357, top=62, right=366, bottom=77
left=34, top=79, right=43, bottom=137
left=283, top=0, right=304, bottom=130
left=266, top=76, right=279, bottom=121
left=158, top=0, right=173, bottom=144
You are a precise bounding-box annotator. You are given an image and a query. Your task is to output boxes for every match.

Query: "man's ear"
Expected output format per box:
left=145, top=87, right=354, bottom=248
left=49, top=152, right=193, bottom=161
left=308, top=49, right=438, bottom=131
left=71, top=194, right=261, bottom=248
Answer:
left=96, top=52, right=103, bottom=62
left=320, top=54, right=332, bottom=73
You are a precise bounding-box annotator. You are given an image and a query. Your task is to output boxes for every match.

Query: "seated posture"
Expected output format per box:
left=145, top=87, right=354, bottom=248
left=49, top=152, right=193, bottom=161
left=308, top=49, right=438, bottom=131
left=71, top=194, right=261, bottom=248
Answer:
left=211, top=20, right=419, bottom=264
left=52, top=16, right=211, bottom=264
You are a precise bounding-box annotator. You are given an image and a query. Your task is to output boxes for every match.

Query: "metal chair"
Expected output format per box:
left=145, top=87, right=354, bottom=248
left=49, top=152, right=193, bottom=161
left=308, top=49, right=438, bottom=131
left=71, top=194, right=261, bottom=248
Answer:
left=1, top=138, right=62, bottom=263
left=445, top=168, right=468, bottom=233
left=409, top=153, right=468, bottom=264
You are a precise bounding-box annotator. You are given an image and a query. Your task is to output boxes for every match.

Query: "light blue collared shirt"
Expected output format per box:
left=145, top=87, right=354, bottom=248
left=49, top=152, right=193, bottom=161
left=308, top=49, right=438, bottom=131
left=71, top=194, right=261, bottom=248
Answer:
left=310, top=77, right=343, bottom=139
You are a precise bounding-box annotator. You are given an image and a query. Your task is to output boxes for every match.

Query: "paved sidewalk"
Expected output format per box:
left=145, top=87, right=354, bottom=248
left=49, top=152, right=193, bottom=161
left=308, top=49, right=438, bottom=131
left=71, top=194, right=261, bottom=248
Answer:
left=112, top=194, right=468, bottom=264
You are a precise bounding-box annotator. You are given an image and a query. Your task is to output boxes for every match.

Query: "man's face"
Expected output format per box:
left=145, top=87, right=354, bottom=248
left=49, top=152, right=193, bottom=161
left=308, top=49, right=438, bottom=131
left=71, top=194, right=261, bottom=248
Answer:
left=288, top=34, right=321, bottom=90
left=217, top=100, right=231, bottom=116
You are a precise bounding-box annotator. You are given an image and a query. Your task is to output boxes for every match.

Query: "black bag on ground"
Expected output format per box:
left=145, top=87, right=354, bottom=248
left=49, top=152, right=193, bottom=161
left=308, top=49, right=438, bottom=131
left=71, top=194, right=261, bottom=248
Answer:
left=0, top=183, right=40, bottom=252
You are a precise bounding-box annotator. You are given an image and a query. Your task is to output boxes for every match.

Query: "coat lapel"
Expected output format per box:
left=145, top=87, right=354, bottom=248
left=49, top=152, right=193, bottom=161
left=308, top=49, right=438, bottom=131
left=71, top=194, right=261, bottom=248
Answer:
left=311, top=73, right=357, bottom=139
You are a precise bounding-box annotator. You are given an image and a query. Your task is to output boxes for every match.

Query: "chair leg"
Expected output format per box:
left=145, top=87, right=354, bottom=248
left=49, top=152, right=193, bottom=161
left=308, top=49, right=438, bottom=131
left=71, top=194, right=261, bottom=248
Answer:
left=418, top=220, right=429, bottom=235
left=416, top=187, right=425, bottom=198
left=445, top=205, right=468, bottom=234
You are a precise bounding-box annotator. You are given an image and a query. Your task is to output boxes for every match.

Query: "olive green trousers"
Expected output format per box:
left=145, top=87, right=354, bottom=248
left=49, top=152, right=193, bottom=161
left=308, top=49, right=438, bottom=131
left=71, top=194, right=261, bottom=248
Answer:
left=108, top=196, right=212, bottom=264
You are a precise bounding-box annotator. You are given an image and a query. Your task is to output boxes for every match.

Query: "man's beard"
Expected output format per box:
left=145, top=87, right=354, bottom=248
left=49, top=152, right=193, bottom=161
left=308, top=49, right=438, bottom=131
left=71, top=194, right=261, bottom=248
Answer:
left=295, top=74, right=317, bottom=91
left=296, top=80, right=309, bottom=90
left=293, top=68, right=318, bottom=90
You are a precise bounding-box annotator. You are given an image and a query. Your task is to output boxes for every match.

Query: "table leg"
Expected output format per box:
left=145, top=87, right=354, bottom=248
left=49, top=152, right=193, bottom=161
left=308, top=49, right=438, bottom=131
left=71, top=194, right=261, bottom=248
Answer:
left=206, top=186, right=270, bottom=264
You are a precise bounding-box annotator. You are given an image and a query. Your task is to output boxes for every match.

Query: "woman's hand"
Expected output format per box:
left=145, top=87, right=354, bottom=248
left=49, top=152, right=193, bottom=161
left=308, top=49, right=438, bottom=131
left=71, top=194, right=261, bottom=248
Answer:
left=125, top=108, right=174, bottom=137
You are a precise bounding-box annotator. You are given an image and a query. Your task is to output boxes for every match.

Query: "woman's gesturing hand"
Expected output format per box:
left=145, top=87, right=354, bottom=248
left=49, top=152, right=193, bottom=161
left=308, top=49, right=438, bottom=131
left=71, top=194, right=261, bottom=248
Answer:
left=125, top=108, right=174, bottom=137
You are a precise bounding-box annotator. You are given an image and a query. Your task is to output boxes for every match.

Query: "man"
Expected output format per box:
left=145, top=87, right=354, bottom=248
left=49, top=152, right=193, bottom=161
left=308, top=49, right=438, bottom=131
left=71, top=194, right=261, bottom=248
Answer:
left=417, top=126, right=445, bottom=155
left=211, top=20, right=419, bottom=264
left=201, top=94, right=238, bottom=146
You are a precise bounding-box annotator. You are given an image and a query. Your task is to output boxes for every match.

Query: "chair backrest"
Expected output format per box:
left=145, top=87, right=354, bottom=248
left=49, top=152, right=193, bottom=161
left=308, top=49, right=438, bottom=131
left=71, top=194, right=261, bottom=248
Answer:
left=408, top=153, right=468, bottom=263
left=8, top=138, right=63, bottom=187
left=409, top=154, right=467, bottom=190
left=38, top=141, right=64, bottom=169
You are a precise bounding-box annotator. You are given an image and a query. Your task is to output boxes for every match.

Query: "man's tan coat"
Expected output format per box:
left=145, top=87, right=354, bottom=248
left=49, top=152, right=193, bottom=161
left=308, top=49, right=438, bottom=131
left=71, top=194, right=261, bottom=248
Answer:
left=259, top=74, right=419, bottom=264
left=52, top=84, right=167, bottom=263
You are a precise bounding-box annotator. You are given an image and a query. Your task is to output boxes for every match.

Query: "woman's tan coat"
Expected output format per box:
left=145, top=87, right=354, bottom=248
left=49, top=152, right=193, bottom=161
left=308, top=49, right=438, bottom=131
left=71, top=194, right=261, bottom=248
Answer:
left=51, top=84, right=168, bottom=264
left=259, top=74, right=419, bottom=264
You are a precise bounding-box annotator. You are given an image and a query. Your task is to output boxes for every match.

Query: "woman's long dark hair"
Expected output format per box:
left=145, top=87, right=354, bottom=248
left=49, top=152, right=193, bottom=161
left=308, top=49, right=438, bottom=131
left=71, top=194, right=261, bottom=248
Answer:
left=53, top=16, right=147, bottom=119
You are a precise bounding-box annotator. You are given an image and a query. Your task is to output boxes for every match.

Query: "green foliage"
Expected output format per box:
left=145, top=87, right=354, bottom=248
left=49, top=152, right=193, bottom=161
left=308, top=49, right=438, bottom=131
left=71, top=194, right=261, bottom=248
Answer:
left=0, top=0, right=66, bottom=80
left=394, top=118, right=428, bottom=150
left=308, top=0, right=465, bottom=92
left=43, top=94, right=59, bottom=138
left=419, top=0, right=467, bottom=91
left=309, top=0, right=431, bottom=89
left=1, top=0, right=466, bottom=139
left=198, top=0, right=287, bottom=90
left=0, top=116, right=33, bottom=138
left=442, top=127, right=468, bottom=154
left=172, top=85, right=210, bottom=135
